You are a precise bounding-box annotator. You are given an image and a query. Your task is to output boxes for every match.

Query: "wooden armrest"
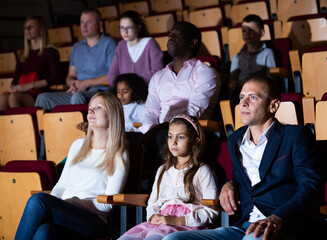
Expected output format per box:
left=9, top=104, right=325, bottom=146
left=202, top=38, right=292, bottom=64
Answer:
left=201, top=199, right=219, bottom=206
left=50, top=84, right=69, bottom=91
left=102, top=81, right=110, bottom=87
left=114, top=194, right=150, bottom=207
left=133, top=122, right=142, bottom=128
left=31, top=190, right=51, bottom=195
left=97, top=194, right=150, bottom=207
left=289, top=50, right=301, bottom=81
left=50, top=81, right=109, bottom=92
left=199, top=120, right=223, bottom=132
left=321, top=205, right=327, bottom=216
left=269, top=67, right=291, bottom=79
left=201, top=199, right=223, bottom=211
left=302, top=96, right=315, bottom=125
left=97, top=195, right=115, bottom=204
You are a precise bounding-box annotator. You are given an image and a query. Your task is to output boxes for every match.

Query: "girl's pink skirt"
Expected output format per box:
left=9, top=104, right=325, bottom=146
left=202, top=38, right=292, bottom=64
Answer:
left=119, top=204, right=205, bottom=240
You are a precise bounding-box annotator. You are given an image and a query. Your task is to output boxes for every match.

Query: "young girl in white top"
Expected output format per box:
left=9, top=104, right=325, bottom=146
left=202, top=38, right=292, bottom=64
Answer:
left=113, top=73, right=148, bottom=133
left=15, top=92, right=129, bottom=240
left=118, top=114, right=219, bottom=240
left=106, top=10, right=164, bottom=86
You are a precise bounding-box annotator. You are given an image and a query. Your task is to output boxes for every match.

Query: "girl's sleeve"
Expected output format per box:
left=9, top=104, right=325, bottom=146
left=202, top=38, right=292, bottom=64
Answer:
left=106, top=42, right=121, bottom=87
left=93, top=151, right=130, bottom=212
left=146, top=165, right=164, bottom=221
left=50, top=139, right=83, bottom=198
left=12, top=59, right=23, bottom=86
left=184, top=165, right=219, bottom=227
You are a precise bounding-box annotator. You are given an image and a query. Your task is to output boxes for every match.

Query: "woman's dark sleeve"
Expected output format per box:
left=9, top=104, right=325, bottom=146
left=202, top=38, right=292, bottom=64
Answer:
left=12, top=57, right=23, bottom=86
left=44, top=47, right=61, bottom=86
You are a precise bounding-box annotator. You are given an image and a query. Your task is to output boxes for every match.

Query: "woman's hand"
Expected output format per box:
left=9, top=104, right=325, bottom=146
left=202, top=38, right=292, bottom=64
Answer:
left=150, top=214, right=186, bottom=226
left=11, top=82, right=33, bottom=92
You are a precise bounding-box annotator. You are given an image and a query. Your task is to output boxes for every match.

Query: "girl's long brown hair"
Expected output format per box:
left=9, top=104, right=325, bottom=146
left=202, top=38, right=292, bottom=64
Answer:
left=71, top=92, right=127, bottom=175
left=156, top=116, right=206, bottom=203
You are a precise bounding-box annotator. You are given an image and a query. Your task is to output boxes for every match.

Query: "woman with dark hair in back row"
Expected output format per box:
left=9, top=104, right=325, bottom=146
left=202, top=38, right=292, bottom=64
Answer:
left=106, top=10, right=164, bottom=87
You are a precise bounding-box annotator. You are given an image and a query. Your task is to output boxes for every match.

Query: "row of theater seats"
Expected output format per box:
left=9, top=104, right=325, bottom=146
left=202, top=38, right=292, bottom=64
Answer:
left=1, top=2, right=327, bottom=95
left=0, top=139, right=145, bottom=239
left=0, top=105, right=87, bottom=167
left=0, top=105, right=231, bottom=239
left=1, top=99, right=326, bottom=238
left=2, top=42, right=327, bottom=104
left=1, top=0, right=327, bottom=94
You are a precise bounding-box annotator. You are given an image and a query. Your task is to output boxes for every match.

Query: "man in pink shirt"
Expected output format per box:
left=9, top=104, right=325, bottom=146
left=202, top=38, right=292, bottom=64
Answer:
left=139, top=21, right=221, bottom=134
left=137, top=22, right=221, bottom=188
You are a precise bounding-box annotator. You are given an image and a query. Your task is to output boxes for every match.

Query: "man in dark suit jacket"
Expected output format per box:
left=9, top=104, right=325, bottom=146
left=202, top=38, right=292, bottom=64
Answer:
left=163, top=77, right=320, bottom=240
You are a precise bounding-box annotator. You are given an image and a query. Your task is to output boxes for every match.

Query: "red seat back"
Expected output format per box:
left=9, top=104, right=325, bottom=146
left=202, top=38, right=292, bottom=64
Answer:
left=51, top=104, right=89, bottom=121
left=205, top=141, right=233, bottom=183
left=2, top=160, right=58, bottom=189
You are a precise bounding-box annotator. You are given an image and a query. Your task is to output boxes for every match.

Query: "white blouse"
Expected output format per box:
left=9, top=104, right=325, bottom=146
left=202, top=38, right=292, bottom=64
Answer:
left=146, top=164, right=219, bottom=227
left=51, top=138, right=129, bottom=223
left=123, top=101, right=144, bottom=132
left=127, top=37, right=151, bottom=63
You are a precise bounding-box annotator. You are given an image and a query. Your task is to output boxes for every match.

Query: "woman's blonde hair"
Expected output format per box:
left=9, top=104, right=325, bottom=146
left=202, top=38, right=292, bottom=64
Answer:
left=21, top=16, right=51, bottom=62
left=156, top=115, right=206, bottom=203
left=71, top=92, right=127, bottom=175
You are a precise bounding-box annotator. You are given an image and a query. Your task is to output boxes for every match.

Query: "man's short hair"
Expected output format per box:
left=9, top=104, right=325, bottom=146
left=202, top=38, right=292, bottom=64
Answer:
left=242, top=14, right=264, bottom=30
left=174, top=21, right=202, bottom=54
left=81, top=9, right=102, bottom=22
left=244, top=77, right=281, bottom=101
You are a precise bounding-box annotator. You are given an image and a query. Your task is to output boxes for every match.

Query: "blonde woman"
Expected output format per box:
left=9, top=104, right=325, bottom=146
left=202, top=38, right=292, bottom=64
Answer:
left=15, top=92, right=129, bottom=239
left=0, top=15, right=60, bottom=111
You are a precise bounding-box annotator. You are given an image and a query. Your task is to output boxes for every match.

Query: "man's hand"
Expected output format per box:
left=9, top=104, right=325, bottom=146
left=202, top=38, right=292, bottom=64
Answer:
left=67, top=80, right=78, bottom=93
left=76, top=121, right=88, bottom=133
left=150, top=214, right=185, bottom=226
left=219, top=181, right=241, bottom=215
left=246, top=215, right=282, bottom=240
left=73, top=80, right=90, bottom=92
left=66, top=80, right=89, bottom=93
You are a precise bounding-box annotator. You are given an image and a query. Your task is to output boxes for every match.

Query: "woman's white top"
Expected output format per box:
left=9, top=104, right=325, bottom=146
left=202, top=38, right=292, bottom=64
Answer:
left=146, top=164, right=219, bottom=227
left=123, top=101, right=144, bottom=132
left=51, top=138, right=129, bottom=223
left=127, top=37, right=151, bottom=63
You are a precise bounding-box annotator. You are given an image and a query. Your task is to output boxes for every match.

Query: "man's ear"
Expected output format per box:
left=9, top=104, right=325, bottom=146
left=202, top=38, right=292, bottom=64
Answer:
left=260, top=28, right=265, bottom=38
left=195, top=137, right=200, bottom=143
left=269, top=99, right=280, bottom=114
left=190, top=38, right=198, bottom=49
left=99, top=20, right=104, bottom=33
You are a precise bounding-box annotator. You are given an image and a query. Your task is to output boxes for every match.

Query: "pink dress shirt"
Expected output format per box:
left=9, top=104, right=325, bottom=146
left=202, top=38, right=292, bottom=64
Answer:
left=139, top=58, right=220, bottom=133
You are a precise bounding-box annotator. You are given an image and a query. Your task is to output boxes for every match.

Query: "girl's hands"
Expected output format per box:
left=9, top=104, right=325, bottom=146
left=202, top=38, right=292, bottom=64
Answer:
left=11, top=83, right=33, bottom=92
left=150, top=214, right=186, bottom=226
